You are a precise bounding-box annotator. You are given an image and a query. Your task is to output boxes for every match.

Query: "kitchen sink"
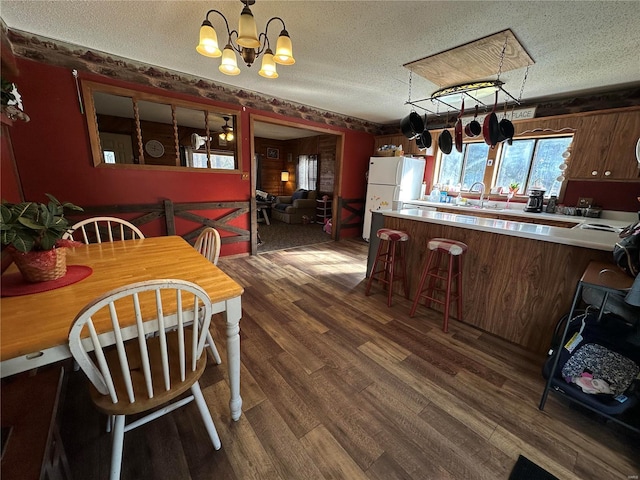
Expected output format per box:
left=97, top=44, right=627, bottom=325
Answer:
left=449, top=204, right=504, bottom=212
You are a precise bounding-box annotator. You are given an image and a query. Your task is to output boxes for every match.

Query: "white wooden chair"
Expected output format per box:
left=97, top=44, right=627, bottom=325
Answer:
left=68, top=279, right=221, bottom=480
left=63, top=216, right=144, bottom=243
left=193, top=227, right=223, bottom=364
left=194, top=227, right=221, bottom=265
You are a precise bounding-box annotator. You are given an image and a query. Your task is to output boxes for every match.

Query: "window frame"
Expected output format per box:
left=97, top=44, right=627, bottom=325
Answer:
left=433, top=132, right=572, bottom=200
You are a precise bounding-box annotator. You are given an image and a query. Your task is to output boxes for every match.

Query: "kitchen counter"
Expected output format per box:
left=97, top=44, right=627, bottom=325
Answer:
left=367, top=208, right=631, bottom=354
left=386, top=208, right=630, bottom=251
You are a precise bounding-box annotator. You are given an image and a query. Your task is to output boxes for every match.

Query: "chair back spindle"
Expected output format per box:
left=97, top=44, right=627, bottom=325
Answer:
left=68, top=280, right=212, bottom=405
left=63, top=216, right=144, bottom=243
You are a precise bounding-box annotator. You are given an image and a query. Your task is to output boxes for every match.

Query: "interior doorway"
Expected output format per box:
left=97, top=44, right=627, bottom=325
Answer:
left=250, top=115, right=344, bottom=255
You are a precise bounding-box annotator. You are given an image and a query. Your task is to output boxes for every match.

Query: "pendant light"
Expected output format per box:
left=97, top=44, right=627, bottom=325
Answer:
left=196, top=0, right=295, bottom=78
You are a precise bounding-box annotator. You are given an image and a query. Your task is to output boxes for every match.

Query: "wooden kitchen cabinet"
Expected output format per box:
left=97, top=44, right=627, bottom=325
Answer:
left=568, top=110, right=640, bottom=181
left=374, top=133, right=433, bottom=156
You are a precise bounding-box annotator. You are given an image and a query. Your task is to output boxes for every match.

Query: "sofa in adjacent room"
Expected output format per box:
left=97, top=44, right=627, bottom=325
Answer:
left=271, top=189, right=317, bottom=224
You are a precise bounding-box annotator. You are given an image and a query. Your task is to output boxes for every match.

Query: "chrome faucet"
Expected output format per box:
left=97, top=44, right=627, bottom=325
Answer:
left=469, top=182, right=485, bottom=208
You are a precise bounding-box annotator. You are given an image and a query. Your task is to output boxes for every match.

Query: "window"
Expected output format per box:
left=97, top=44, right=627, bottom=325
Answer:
left=103, top=151, right=116, bottom=164
left=434, top=135, right=572, bottom=198
left=297, top=154, right=318, bottom=190
left=436, top=143, right=489, bottom=190
left=187, top=150, right=236, bottom=170
left=495, top=136, right=572, bottom=197
left=82, top=80, right=240, bottom=171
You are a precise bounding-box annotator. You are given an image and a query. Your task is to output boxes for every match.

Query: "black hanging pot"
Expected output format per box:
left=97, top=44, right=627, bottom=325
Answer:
left=438, top=129, right=453, bottom=155
left=416, top=114, right=432, bottom=151
left=499, top=117, right=515, bottom=143
left=401, top=111, right=424, bottom=140
left=416, top=129, right=432, bottom=150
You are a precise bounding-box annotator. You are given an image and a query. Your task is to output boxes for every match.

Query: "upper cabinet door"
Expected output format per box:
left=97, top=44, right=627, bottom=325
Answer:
left=604, top=110, right=640, bottom=180
left=569, top=113, right=618, bottom=180
left=569, top=110, right=640, bottom=181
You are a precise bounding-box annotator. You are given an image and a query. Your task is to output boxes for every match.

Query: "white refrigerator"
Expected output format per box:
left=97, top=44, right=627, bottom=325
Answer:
left=363, top=156, right=426, bottom=241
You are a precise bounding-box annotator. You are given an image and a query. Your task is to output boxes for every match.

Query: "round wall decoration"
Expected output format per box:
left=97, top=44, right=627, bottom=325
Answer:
left=145, top=139, right=165, bottom=158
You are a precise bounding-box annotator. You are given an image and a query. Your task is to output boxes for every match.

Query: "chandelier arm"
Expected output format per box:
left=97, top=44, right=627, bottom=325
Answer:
left=255, top=32, right=269, bottom=57
left=264, top=16, right=287, bottom=34
left=205, top=9, right=233, bottom=38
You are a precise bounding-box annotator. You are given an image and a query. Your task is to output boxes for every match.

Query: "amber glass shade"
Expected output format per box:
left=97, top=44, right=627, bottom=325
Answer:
left=237, top=5, right=260, bottom=49
left=196, top=21, right=221, bottom=58
left=258, top=49, right=279, bottom=78
left=219, top=45, right=241, bottom=75
left=274, top=30, right=295, bottom=65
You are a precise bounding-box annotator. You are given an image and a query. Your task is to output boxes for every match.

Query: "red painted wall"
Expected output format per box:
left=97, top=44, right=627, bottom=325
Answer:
left=7, top=58, right=375, bottom=254
left=564, top=181, right=640, bottom=212
left=1, top=120, right=22, bottom=203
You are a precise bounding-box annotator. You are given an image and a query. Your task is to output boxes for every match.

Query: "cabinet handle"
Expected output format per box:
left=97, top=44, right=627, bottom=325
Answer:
left=604, top=170, right=611, bottom=176
left=591, top=170, right=598, bottom=176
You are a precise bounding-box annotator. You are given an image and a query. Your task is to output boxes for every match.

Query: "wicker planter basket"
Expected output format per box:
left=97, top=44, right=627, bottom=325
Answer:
left=10, top=247, right=67, bottom=282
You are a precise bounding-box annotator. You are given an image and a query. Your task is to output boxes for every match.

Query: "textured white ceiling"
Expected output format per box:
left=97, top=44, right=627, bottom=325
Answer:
left=1, top=0, right=639, bottom=128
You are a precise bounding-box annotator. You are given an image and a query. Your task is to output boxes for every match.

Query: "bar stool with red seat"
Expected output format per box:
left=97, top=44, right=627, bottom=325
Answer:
left=409, top=237, right=467, bottom=332
left=365, top=228, right=410, bottom=307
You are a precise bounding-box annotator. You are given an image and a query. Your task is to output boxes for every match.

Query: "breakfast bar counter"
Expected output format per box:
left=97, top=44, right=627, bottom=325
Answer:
left=368, top=209, right=630, bottom=354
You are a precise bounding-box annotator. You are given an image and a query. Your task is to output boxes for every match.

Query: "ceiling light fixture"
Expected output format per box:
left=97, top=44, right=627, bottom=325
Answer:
left=196, top=0, right=295, bottom=78
left=219, top=116, right=234, bottom=142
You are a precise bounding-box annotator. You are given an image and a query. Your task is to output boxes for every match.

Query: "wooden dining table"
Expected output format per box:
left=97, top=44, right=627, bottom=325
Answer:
left=0, top=236, right=245, bottom=420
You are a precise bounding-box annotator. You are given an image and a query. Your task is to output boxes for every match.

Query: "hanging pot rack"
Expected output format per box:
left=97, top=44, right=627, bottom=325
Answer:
left=403, top=31, right=531, bottom=123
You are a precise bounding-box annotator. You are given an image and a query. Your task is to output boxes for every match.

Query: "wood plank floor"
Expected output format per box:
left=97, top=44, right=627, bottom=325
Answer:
left=59, top=239, right=640, bottom=479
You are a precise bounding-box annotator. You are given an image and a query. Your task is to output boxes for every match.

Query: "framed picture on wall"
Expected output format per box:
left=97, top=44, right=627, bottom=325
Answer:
left=266, top=147, right=279, bottom=159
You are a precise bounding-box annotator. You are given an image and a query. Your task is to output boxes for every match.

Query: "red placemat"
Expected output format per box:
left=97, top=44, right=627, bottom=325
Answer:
left=1, top=265, right=93, bottom=297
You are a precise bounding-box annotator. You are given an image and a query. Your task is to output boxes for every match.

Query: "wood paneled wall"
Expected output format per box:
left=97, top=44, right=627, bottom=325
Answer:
left=256, top=134, right=338, bottom=197
left=255, top=137, right=289, bottom=195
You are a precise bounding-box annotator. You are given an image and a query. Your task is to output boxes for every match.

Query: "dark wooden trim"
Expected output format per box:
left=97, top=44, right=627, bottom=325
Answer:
left=163, top=200, right=176, bottom=236
left=68, top=199, right=251, bottom=247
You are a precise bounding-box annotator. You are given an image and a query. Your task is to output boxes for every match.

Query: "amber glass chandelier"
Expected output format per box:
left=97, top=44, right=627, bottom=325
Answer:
left=196, top=0, right=295, bottom=78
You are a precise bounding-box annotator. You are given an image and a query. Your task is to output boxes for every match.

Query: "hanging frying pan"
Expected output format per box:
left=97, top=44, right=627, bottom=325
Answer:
left=465, top=105, right=482, bottom=138
left=416, top=130, right=432, bottom=150
left=438, top=129, right=453, bottom=155
left=416, top=115, right=432, bottom=150
left=401, top=111, right=424, bottom=139
left=498, top=103, right=515, bottom=143
left=454, top=99, right=464, bottom=153
left=483, top=91, right=500, bottom=147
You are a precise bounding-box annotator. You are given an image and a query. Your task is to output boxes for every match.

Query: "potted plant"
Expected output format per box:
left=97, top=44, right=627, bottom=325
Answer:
left=0, top=194, right=83, bottom=282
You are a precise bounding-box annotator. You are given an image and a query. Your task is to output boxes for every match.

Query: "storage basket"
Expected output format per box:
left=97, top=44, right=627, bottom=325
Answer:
left=11, top=247, right=67, bottom=282
left=377, top=149, right=403, bottom=157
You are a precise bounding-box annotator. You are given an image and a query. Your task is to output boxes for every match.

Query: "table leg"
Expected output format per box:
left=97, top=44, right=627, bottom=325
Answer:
left=225, top=296, right=243, bottom=420
left=261, top=208, right=270, bottom=225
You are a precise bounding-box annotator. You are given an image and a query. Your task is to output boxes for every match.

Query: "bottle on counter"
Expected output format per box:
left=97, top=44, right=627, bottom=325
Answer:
left=429, top=185, right=440, bottom=201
